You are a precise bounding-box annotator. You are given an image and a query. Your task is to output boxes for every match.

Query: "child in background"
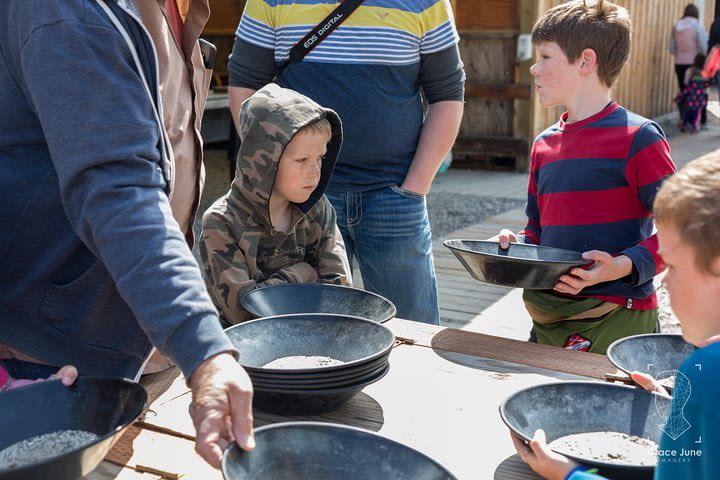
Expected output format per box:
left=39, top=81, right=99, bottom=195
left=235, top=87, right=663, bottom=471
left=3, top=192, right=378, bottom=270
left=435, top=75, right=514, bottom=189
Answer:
left=200, top=84, right=351, bottom=325
left=510, top=153, right=720, bottom=480
left=676, top=53, right=713, bottom=132
left=494, top=0, right=676, bottom=354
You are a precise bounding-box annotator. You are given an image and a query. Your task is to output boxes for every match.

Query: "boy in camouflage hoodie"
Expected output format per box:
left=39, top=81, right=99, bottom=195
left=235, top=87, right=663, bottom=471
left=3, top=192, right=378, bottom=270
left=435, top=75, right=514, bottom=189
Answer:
left=200, top=84, right=351, bottom=324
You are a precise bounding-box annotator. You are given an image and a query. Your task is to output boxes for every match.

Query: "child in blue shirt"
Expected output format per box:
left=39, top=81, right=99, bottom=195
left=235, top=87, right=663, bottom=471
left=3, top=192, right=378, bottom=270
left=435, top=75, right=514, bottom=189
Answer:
left=510, top=143, right=720, bottom=479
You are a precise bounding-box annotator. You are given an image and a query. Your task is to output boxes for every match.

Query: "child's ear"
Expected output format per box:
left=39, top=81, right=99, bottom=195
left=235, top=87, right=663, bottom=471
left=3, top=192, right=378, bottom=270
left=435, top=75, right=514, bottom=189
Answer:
left=579, top=48, right=598, bottom=75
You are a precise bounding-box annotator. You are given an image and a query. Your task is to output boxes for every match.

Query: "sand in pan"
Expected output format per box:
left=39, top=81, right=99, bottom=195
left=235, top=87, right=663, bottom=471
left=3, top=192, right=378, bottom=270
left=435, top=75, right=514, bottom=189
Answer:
left=548, top=431, right=658, bottom=466
left=263, top=355, right=346, bottom=369
left=0, top=430, right=98, bottom=469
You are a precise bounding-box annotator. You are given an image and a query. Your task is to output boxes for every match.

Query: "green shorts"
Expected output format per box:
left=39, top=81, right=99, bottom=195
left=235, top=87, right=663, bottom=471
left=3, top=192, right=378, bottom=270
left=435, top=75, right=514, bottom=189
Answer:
left=523, top=290, right=658, bottom=354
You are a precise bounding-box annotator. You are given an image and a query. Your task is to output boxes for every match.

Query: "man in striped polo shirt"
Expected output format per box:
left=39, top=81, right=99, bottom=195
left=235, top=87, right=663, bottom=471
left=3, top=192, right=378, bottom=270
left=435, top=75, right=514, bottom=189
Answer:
left=227, top=0, right=465, bottom=325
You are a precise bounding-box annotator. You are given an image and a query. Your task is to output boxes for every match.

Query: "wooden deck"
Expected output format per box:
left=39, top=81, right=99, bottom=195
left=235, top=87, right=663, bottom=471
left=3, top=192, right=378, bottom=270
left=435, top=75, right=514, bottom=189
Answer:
left=352, top=219, right=531, bottom=334
left=434, top=222, right=517, bottom=329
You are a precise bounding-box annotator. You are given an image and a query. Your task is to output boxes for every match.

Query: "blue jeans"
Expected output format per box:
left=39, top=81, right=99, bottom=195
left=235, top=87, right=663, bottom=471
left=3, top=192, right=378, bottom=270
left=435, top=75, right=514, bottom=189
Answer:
left=326, top=186, right=440, bottom=325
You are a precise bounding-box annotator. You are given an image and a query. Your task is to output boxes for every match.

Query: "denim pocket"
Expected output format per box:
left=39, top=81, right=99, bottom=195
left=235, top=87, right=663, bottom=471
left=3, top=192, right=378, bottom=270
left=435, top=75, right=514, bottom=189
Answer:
left=389, top=184, right=425, bottom=199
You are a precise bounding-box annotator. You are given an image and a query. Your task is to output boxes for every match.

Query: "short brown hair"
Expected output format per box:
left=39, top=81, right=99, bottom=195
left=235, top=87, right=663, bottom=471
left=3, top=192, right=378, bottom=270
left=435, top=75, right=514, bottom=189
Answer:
left=300, top=117, right=332, bottom=139
left=532, top=0, right=631, bottom=87
left=654, top=154, right=720, bottom=275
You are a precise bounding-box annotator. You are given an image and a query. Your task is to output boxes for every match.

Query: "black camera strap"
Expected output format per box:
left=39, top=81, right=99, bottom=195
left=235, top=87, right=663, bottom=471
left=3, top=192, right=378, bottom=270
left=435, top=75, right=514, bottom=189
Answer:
left=277, top=0, right=365, bottom=74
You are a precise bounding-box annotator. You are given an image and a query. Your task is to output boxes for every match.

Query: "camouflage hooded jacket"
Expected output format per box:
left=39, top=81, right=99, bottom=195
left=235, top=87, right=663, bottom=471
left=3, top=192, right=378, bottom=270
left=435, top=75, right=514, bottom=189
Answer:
left=200, top=84, right=351, bottom=324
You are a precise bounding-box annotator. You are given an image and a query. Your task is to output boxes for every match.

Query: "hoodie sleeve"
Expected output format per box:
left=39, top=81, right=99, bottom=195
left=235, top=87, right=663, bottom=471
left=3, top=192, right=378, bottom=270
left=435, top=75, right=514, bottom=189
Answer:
left=696, top=22, right=709, bottom=54
left=19, top=20, right=235, bottom=379
left=315, top=200, right=352, bottom=286
left=201, top=209, right=320, bottom=324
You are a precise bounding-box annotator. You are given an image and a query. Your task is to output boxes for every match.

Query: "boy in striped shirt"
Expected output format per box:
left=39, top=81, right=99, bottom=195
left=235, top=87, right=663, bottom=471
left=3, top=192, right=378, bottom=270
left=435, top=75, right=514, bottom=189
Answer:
left=496, top=0, right=676, bottom=354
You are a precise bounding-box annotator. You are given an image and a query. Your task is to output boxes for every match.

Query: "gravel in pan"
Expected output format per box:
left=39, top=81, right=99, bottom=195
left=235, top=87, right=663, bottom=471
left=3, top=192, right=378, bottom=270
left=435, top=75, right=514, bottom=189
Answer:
left=0, top=430, right=98, bottom=470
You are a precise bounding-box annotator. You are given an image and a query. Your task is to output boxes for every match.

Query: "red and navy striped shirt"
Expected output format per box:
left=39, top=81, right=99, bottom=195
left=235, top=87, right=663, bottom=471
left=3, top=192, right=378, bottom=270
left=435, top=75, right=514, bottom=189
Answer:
left=519, top=103, right=677, bottom=309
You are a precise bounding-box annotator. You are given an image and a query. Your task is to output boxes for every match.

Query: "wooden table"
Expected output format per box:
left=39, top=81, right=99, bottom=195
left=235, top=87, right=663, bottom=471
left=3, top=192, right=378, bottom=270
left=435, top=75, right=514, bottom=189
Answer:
left=89, top=319, right=618, bottom=480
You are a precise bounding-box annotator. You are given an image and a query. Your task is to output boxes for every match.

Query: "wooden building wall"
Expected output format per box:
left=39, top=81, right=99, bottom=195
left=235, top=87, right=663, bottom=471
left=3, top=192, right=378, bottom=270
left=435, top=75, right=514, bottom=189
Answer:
left=533, top=0, right=716, bottom=137
left=203, top=0, right=246, bottom=87
left=451, top=0, right=532, bottom=170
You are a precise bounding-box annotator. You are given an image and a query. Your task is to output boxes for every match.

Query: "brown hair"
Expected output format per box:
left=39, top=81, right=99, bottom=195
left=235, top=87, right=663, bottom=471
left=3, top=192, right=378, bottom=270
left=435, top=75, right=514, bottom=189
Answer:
left=683, top=4, right=699, bottom=19
left=532, top=0, right=631, bottom=87
left=654, top=154, right=720, bottom=275
left=300, top=117, right=332, bottom=139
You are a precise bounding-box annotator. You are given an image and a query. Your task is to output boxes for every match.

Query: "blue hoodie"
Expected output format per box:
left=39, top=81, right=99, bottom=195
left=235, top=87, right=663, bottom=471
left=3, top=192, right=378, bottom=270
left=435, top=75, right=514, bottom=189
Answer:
left=0, top=0, right=234, bottom=379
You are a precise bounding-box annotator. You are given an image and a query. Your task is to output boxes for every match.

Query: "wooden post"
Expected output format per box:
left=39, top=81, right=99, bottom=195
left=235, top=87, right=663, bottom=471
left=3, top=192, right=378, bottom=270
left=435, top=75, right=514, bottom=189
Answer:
left=512, top=0, right=538, bottom=172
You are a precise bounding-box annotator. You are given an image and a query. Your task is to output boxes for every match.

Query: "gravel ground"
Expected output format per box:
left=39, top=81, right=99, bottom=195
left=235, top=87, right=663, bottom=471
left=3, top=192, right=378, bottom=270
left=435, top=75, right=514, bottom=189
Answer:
left=657, top=285, right=681, bottom=333
left=426, top=192, right=525, bottom=240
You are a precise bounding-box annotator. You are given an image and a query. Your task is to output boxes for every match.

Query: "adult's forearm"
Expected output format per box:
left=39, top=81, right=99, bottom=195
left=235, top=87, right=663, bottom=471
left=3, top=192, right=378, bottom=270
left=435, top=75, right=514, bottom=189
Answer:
left=229, top=86, right=259, bottom=135
left=402, top=101, right=464, bottom=195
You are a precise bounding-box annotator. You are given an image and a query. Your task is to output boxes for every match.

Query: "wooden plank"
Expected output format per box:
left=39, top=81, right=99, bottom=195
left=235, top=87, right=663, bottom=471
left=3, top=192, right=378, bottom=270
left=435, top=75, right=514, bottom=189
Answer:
left=386, top=319, right=617, bottom=380
left=513, top=0, right=536, bottom=172
left=435, top=221, right=523, bottom=327
left=465, top=83, right=531, bottom=100
left=88, top=461, right=162, bottom=480
left=454, top=136, right=529, bottom=157
left=429, top=328, right=615, bottom=380
left=104, top=426, right=221, bottom=480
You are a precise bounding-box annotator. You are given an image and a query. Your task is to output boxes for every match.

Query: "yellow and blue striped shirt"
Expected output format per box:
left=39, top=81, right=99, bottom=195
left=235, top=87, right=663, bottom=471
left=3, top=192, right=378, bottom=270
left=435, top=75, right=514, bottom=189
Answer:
left=230, top=0, right=464, bottom=191
left=237, top=0, right=459, bottom=66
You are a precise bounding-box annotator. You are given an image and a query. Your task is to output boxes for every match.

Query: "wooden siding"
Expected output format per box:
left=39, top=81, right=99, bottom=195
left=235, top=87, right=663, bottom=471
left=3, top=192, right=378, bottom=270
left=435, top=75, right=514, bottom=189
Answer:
left=458, top=32, right=518, bottom=138
left=204, top=0, right=245, bottom=35
left=453, top=0, right=519, bottom=31
left=532, top=0, right=716, bottom=137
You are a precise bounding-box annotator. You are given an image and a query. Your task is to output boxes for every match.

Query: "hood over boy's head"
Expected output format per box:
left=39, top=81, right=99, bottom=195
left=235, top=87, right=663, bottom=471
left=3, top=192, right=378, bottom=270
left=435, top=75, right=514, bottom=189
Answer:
left=233, top=84, right=343, bottom=221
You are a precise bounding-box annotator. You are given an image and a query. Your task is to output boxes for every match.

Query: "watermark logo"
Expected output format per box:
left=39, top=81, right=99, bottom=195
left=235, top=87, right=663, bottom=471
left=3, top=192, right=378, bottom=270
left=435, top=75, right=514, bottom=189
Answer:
left=652, top=364, right=703, bottom=464
left=654, top=370, right=691, bottom=440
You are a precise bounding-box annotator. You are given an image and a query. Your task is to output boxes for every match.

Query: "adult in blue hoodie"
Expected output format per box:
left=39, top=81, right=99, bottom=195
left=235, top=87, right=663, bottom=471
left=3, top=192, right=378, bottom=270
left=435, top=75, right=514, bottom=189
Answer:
left=0, top=0, right=254, bottom=466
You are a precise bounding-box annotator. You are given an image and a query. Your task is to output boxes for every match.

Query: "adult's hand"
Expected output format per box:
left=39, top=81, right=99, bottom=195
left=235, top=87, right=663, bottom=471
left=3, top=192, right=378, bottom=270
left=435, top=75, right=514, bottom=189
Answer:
left=188, top=353, right=255, bottom=468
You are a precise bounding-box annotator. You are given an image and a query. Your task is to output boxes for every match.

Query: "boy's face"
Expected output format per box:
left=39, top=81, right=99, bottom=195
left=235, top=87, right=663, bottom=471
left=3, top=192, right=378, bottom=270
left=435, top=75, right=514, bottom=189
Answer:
left=657, top=222, right=720, bottom=346
left=273, top=129, right=328, bottom=205
left=530, top=42, right=581, bottom=108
